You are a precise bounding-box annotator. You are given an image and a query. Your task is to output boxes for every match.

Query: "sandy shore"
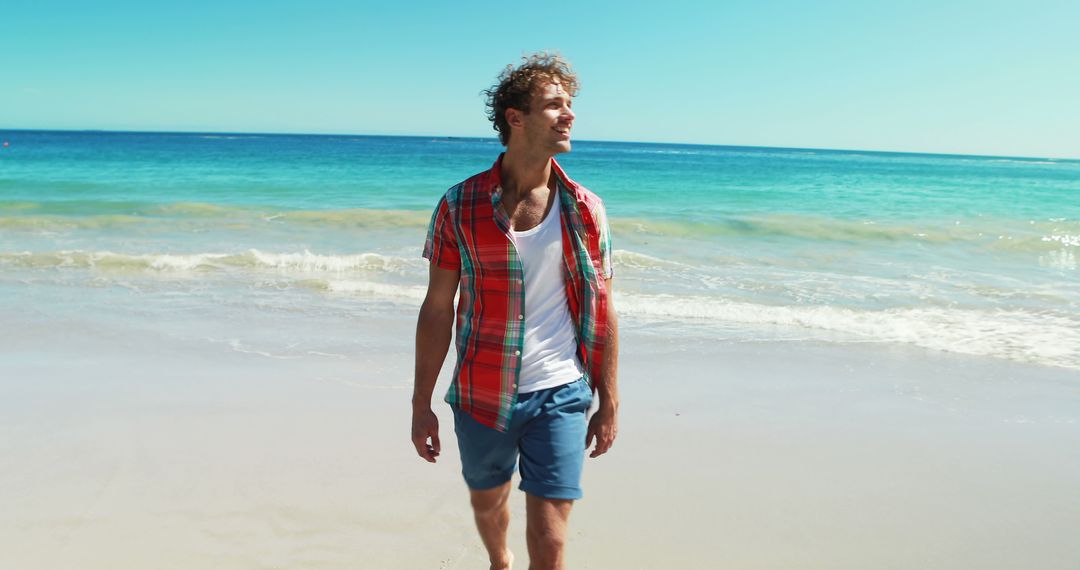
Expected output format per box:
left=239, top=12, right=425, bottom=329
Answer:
left=2, top=310, right=1079, bottom=569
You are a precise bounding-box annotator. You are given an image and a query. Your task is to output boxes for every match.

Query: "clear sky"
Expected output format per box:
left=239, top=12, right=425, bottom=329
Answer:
left=3, top=0, right=1078, bottom=158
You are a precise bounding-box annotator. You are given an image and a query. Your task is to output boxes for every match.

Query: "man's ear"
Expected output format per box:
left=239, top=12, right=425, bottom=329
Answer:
left=505, top=107, right=524, bottom=129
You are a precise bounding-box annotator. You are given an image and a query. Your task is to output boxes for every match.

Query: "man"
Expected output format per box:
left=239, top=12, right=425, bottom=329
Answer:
left=411, top=52, right=618, bottom=570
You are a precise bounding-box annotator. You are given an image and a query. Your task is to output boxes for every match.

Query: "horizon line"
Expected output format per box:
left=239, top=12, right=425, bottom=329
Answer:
left=1, top=127, right=1077, bottom=163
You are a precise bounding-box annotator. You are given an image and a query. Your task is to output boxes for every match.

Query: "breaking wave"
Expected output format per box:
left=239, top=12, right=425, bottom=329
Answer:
left=0, top=249, right=422, bottom=273
left=615, top=293, right=1080, bottom=370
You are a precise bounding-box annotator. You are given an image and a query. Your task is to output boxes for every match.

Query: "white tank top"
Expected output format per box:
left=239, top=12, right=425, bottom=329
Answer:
left=510, top=194, right=585, bottom=394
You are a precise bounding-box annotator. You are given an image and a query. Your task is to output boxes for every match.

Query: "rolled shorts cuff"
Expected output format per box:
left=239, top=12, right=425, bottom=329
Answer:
left=519, top=480, right=584, bottom=500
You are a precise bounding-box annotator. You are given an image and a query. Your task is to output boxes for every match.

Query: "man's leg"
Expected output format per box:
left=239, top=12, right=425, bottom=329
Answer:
left=470, top=482, right=514, bottom=570
left=453, top=406, right=521, bottom=569
left=525, top=494, right=574, bottom=570
left=517, top=379, right=591, bottom=569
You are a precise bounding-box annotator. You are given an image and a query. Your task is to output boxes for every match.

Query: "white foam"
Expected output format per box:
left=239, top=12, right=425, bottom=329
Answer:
left=614, top=292, right=1080, bottom=370
left=0, top=249, right=420, bottom=274
left=321, top=279, right=427, bottom=301
left=1041, top=234, right=1080, bottom=247
left=612, top=249, right=691, bottom=269
left=245, top=249, right=413, bottom=273
left=1039, top=250, right=1077, bottom=270
left=144, top=252, right=231, bottom=270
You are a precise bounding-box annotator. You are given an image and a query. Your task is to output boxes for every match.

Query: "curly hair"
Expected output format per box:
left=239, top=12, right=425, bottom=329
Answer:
left=484, top=52, right=580, bottom=146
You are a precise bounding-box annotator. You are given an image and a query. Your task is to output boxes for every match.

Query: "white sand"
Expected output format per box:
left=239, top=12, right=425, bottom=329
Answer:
left=2, top=313, right=1079, bottom=569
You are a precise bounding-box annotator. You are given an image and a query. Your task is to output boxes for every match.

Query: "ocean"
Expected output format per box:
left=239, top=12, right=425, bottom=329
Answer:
left=1, top=130, right=1078, bottom=371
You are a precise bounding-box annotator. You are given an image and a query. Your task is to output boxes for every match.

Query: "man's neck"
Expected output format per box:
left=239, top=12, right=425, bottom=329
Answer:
left=500, top=146, right=555, bottom=199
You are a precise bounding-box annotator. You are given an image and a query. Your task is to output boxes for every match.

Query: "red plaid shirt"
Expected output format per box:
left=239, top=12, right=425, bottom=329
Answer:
left=423, top=154, right=613, bottom=431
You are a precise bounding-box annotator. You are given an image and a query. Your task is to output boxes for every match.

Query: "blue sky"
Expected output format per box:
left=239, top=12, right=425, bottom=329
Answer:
left=3, top=0, right=1078, bottom=157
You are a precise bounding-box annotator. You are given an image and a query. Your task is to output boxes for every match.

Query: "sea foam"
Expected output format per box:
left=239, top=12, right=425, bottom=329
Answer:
left=613, top=293, right=1080, bottom=370
left=0, top=249, right=421, bottom=273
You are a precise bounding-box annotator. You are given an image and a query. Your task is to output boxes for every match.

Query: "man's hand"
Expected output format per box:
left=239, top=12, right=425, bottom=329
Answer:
left=585, top=406, right=617, bottom=458
left=411, top=407, right=441, bottom=463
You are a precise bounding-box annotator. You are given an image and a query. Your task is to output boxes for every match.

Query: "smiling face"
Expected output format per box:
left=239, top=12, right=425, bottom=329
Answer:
left=509, top=80, right=576, bottom=156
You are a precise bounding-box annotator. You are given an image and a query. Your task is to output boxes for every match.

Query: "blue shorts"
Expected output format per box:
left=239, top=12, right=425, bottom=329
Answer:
left=453, top=377, right=593, bottom=500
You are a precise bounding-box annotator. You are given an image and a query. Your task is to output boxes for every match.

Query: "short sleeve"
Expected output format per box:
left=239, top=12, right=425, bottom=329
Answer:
left=595, top=201, right=613, bottom=279
left=422, top=195, right=461, bottom=270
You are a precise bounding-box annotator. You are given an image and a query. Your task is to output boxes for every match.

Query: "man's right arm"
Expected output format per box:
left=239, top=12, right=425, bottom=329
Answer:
left=411, top=263, right=460, bottom=463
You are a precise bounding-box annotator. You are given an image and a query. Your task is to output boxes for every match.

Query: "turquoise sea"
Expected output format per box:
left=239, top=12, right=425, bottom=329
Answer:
left=2, top=130, right=1078, bottom=370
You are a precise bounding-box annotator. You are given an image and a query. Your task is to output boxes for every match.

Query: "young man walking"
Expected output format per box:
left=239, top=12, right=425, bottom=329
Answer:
left=411, top=53, right=619, bottom=570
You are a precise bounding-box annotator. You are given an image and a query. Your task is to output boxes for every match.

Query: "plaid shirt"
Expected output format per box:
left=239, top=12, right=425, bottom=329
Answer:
left=423, top=154, right=613, bottom=431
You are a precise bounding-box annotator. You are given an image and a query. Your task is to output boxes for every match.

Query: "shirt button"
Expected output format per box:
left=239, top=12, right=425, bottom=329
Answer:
left=517, top=314, right=524, bottom=320
left=514, top=350, right=521, bottom=356
left=518, top=279, right=524, bottom=284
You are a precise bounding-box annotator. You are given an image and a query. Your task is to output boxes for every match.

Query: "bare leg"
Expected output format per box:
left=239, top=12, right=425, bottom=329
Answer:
left=470, top=482, right=514, bottom=570
left=525, top=493, right=574, bottom=570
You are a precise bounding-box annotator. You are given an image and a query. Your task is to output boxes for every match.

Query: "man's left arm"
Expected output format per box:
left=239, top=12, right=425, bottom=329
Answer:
left=586, top=277, right=619, bottom=458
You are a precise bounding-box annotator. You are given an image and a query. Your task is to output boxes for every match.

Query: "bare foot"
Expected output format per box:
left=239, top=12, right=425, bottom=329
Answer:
left=490, top=549, right=513, bottom=570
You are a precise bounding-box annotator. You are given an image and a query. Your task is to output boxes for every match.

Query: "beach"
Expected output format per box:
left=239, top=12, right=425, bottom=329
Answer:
left=3, top=301, right=1079, bottom=568
left=2, top=130, right=1079, bottom=568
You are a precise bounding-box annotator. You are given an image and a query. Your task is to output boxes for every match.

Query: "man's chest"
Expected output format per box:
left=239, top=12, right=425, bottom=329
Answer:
left=504, top=196, right=551, bottom=232
left=507, top=200, right=548, bottom=231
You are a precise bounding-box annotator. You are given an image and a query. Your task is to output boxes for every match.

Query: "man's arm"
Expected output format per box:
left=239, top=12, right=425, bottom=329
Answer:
left=411, top=263, right=460, bottom=463
left=586, top=277, right=619, bottom=458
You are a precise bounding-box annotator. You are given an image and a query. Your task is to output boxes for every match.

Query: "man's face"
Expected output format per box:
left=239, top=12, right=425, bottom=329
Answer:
left=517, top=80, right=575, bottom=155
